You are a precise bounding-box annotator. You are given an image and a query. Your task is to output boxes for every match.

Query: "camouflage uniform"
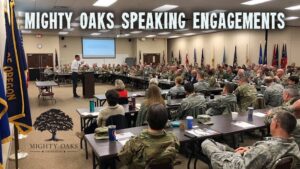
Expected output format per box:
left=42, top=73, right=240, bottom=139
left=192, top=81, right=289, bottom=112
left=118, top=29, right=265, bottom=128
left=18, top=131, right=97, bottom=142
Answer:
left=252, top=75, right=265, bottom=86
left=206, top=94, right=238, bottom=116
left=168, top=73, right=176, bottom=81
left=184, top=71, right=192, bottom=81
left=265, top=106, right=300, bottom=149
left=234, top=83, right=257, bottom=112
left=275, top=75, right=289, bottom=87
left=201, top=138, right=300, bottom=169
left=215, top=70, right=225, bottom=79
left=194, top=80, right=209, bottom=92
left=208, top=76, right=220, bottom=88
left=118, top=129, right=179, bottom=169
left=232, top=75, right=241, bottom=83
left=264, top=83, right=284, bottom=107
left=169, top=85, right=185, bottom=97
left=223, top=73, right=235, bottom=82
left=136, top=103, right=149, bottom=126
left=176, top=93, right=206, bottom=119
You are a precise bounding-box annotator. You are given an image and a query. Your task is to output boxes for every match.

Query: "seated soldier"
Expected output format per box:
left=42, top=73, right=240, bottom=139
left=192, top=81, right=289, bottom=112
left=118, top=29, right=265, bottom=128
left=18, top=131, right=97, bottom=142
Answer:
left=169, top=76, right=185, bottom=98
left=266, top=99, right=300, bottom=148
left=274, top=68, right=288, bottom=85
left=234, top=76, right=257, bottom=112
left=223, top=66, right=235, bottom=82
left=263, top=76, right=284, bottom=108
left=207, top=68, right=220, bottom=88
left=136, top=85, right=165, bottom=126
left=176, top=83, right=206, bottom=119
left=189, top=69, right=198, bottom=84
left=232, top=69, right=245, bottom=83
left=118, top=104, right=179, bottom=169
left=76, top=89, right=125, bottom=138
left=206, top=83, right=238, bottom=116
left=194, top=71, right=209, bottom=92
left=97, top=89, right=125, bottom=127
left=115, top=79, right=128, bottom=104
left=287, top=76, right=300, bottom=89
left=282, top=88, right=300, bottom=107
left=202, top=111, right=300, bottom=169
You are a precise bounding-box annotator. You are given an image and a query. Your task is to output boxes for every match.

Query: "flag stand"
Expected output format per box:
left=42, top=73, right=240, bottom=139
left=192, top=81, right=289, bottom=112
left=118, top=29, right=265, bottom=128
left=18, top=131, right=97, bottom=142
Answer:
left=9, top=125, right=29, bottom=169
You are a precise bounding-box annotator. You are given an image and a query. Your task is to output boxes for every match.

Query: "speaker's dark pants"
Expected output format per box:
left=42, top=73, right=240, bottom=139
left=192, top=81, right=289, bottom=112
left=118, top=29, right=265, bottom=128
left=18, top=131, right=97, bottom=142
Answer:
left=72, top=72, right=78, bottom=96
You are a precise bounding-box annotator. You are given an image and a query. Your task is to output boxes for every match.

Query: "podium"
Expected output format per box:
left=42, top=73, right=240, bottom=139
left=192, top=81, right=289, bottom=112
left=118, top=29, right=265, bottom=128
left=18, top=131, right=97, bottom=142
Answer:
left=82, top=72, right=95, bottom=98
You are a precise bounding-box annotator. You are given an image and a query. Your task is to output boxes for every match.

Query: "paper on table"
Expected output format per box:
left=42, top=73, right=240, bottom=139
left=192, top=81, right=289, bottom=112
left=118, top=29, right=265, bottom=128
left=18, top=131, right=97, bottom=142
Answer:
left=136, top=104, right=141, bottom=109
left=119, top=139, right=130, bottom=146
left=232, top=121, right=256, bottom=128
left=186, top=128, right=217, bottom=137
left=81, top=112, right=99, bottom=116
left=116, top=132, right=134, bottom=140
left=253, top=112, right=266, bottom=117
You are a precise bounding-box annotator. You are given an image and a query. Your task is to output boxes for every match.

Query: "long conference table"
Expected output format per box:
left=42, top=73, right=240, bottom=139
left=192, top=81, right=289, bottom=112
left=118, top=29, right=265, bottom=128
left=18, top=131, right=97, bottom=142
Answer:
left=54, top=72, right=176, bottom=89
left=84, top=109, right=268, bottom=169
left=94, top=88, right=223, bottom=107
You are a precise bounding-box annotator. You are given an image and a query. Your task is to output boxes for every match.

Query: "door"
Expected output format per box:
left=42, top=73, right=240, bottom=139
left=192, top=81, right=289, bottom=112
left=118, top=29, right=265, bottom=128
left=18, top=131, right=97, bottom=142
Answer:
left=143, top=53, right=160, bottom=65
left=27, top=53, right=53, bottom=80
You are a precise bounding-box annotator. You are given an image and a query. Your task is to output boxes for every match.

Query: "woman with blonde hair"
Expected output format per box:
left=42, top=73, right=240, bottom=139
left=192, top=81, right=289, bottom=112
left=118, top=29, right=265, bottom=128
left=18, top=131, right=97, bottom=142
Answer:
left=115, top=79, right=128, bottom=104
left=136, top=85, right=165, bottom=126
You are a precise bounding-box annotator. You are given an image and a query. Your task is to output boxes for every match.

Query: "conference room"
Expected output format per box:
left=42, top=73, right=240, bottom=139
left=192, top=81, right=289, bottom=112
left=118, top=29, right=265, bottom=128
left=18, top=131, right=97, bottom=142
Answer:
left=0, top=0, right=300, bottom=169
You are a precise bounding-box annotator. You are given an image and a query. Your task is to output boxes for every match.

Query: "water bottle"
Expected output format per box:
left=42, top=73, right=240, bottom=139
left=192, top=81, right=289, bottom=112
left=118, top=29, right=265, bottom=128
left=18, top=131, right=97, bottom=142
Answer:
left=186, top=116, right=193, bottom=129
left=89, top=99, right=95, bottom=112
left=247, top=107, right=254, bottom=121
left=132, top=97, right=136, bottom=108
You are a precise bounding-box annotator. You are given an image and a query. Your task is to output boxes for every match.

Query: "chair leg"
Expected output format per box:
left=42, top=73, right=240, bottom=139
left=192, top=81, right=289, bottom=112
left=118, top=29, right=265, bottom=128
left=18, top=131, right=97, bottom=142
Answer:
left=194, top=158, right=197, bottom=169
left=85, top=138, right=89, bottom=159
left=187, top=154, right=193, bottom=169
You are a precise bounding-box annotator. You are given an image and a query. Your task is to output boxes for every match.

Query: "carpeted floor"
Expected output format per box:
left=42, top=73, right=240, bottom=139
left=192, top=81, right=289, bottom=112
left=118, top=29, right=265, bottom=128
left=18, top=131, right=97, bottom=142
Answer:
left=7, top=82, right=211, bottom=169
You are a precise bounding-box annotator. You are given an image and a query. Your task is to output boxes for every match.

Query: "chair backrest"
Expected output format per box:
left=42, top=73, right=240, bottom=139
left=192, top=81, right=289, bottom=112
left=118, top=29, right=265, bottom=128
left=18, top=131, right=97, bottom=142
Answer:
left=271, top=156, right=294, bottom=169
left=183, top=105, right=206, bottom=119
left=223, top=101, right=239, bottom=115
left=118, top=97, right=129, bottom=105
left=173, top=92, right=186, bottom=99
left=105, top=114, right=127, bottom=129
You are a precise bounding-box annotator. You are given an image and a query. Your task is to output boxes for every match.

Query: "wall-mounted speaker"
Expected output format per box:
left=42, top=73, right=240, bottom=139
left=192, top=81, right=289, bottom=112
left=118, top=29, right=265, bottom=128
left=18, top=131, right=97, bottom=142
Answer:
left=128, top=38, right=132, bottom=42
left=61, top=36, right=65, bottom=40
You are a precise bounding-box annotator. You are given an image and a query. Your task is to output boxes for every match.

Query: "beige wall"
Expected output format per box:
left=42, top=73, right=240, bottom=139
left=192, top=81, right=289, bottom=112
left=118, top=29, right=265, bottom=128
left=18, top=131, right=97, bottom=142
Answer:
left=22, top=35, right=168, bottom=66
left=136, top=38, right=168, bottom=64
left=168, top=27, right=300, bottom=67
left=22, top=34, right=60, bottom=67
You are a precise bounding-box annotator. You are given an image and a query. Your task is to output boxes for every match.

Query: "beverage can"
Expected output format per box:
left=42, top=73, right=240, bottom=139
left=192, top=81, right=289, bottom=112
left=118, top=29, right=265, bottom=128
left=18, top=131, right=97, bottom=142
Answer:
left=108, top=125, right=116, bottom=141
left=248, top=107, right=254, bottom=121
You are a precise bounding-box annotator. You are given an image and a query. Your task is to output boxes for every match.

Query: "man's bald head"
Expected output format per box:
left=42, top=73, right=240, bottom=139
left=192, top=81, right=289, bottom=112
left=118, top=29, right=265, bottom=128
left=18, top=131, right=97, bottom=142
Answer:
left=277, top=69, right=284, bottom=77
left=238, top=69, right=245, bottom=77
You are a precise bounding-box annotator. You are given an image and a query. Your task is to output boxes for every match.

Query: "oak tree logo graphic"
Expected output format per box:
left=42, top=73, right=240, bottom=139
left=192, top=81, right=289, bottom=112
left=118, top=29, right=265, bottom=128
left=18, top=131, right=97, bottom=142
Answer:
left=34, top=109, right=73, bottom=141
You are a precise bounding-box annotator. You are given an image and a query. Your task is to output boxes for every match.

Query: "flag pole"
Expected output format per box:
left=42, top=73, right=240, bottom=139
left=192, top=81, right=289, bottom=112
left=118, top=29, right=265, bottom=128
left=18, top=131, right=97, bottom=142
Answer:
left=14, top=125, right=19, bottom=169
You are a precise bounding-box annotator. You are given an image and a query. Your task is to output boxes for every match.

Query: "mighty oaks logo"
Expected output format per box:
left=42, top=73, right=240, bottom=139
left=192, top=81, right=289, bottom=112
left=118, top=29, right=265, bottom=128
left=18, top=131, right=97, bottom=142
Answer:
left=34, top=109, right=73, bottom=141
left=30, top=109, right=79, bottom=153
